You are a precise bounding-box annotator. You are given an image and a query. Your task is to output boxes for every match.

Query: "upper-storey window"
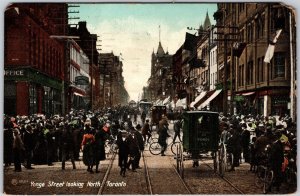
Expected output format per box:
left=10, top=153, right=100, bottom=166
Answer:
left=238, top=3, right=245, bottom=13
left=272, top=52, right=285, bottom=79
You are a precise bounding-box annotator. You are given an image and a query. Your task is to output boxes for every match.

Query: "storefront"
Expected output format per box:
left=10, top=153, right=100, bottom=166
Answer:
left=69, top=85, right=88, bottom=110
left=234, top=92, right=256, bottom=115
left=4, top=67, right=63, bottom=116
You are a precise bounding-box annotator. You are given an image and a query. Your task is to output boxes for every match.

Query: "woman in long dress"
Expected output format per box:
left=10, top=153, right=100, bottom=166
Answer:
left=81, top=124, right=95, bottom=173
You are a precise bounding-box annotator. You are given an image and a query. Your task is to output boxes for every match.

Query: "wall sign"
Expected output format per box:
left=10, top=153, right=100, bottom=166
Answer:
left=4, top=69, right=24, bottom=76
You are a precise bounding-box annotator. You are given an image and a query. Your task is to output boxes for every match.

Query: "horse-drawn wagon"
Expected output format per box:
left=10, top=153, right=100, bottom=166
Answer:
left=176, top=111, right=227, bottom=177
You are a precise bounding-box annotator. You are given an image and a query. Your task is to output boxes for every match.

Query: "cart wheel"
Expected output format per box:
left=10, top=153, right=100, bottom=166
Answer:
left=171, top=142, right=181, bottom=155
left=149, top=142, right=162, bottom=155
left=178, top=144, right=184, bottom=178
left=213, top=151, right=218, bottom=173
left=226, top=153, right=233, bottom=171
left=219, top=144, right=226, bottom=177
left=176, top=144, right=183, bottom=176
left=176, top=144, right=180, bottom=172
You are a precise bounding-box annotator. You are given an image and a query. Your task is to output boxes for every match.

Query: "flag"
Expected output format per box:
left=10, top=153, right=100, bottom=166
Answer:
left=232, top=42, right=247, bottom=57
left=264, top=29, right=282, bottom=63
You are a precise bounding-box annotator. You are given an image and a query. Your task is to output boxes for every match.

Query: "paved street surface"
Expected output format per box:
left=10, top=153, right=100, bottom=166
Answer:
left=3, top=140, right=297, bottom=195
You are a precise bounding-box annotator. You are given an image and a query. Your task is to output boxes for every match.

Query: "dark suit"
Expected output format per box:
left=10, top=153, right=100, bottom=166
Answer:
left=133, top=130, right=144, bottom=168
left=127, top=132, right=140, bottom=170
left=117, top=132, right=129, bottom=175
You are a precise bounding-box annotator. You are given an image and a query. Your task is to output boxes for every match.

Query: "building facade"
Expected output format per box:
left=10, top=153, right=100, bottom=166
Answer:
left=147, top=41, right=173, bottom=103
left=68, top=40, right=90, bottom=110
left=214, top=3, right=296, bottom=117
left=69, top=21, right=100, bottom=111
left=4, top=3, right=68, bottom=116
left=99, top=53, right=129, bottom=108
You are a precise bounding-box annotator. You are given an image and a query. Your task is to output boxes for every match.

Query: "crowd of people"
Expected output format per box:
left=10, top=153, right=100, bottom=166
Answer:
left=3, top=107, right=297, bottom=189
left=219, top=113, right=297, bottom=192
left=3, top=107, right=145, bottom=177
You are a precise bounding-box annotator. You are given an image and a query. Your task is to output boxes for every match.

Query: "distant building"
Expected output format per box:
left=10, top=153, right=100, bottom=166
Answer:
left=99, top=53, right=129, bottom=108
left=147, top=38, right=172, bottom=104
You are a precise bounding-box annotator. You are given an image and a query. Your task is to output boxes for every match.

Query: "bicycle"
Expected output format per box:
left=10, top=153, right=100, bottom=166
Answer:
left=255, top=157, right=274, bottom=194
left=218, top=142, right=234, bottom=173
left=149, top=136, right=181, bottom=155
left=225, top=146, right=234, bottom=171
left=283, top=156, right=297, bottom=188
left=145, top=133, right=159, bottom=144
left=105, top=135, right=118, bottom=156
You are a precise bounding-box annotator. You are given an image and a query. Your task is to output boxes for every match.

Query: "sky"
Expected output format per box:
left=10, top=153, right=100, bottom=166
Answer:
left=73, top=3, right=217, bottom=101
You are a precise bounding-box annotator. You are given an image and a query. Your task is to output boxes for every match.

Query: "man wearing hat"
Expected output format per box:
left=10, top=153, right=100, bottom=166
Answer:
left=268, top=129, right=285, bottom=192
left=13, top=128, right=25, bottom=172
left=126, top=127, right=140, bottom=171
left=134, top=124, right=144, bottom=169
left=23, top=124, right=36, bottom=169
left=142, top=119, right=152, bottom=144
left=158, top=115, right=169, bottom=156
left=60, top=123, right=76, bottom=170
left=116, top=130, right=129, bottom=177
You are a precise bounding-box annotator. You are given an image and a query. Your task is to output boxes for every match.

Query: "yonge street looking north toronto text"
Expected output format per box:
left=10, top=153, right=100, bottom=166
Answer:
left=3, top=2, right=297, bottom=195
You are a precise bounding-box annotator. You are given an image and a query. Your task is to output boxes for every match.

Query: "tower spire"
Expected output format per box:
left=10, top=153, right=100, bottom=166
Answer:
left=159, top=25, right=161, bottom=43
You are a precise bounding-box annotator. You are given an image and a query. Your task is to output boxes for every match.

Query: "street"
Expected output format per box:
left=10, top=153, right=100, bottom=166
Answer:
left=3, top=120, right=296, bottom=195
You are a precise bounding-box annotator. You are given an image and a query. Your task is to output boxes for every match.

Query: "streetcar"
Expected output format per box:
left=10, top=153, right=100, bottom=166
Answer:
left=138, top=101, right=152, bottom=115
left=175, top=111, right=227, bottom=177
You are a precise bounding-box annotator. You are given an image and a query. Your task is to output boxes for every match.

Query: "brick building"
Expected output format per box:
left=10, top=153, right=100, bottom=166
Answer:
left=147, top=41, right=173, bottom=104
left=214, top=3, right=296, bottom=116
left=69, top=21, right=100, bottom=110
left=4, top=3, right=68, bottom=116
left=98, top=53, right=129, bottom=108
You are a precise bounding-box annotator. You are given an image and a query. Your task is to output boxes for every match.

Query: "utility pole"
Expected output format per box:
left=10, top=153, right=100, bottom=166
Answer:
left=214, top=25, right=238, bottom=115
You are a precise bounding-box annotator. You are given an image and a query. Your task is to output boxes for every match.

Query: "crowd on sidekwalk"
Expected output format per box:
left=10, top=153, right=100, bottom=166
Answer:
left=218, top=113, right=297, bottom=192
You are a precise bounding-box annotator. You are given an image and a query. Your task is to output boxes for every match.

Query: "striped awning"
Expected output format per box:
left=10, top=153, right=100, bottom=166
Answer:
left=198, top=89, right=222, bottom=109
left=190, top=91, right=207, bottom=108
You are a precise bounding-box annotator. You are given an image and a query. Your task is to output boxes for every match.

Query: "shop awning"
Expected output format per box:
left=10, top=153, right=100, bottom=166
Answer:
left=155, top=99, right=163, bottom=105
left=175, top=98, right=187, bottom=108
left=190, top=91, right=207, bottom=108
left=242, top=92, right=255, bottom=96
left=163, top=96, right=170, bottom=105
left=74, top=92, right=84, bottom=97
left=198, top=89, right=222, bottom=109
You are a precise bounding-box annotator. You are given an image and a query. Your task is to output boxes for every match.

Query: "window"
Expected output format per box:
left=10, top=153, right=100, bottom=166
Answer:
left=238, top=64, right=245, bottom=86
left=257, top=57, right=264, bottom=83
left=247, top=23, right=253, bottom=43
left=261, top=15, right=265, bottom=37
left=29, top=84, right=38, bottom=115
left=273, top=52, right=285, bottom=78
left=43, top=86, right=53, bottom=116
left=238, top=3, right=245, bottom=12
left=255, top=18, right=261, bottom=39
left=240, top=29, right=245, bottom=42
left=42, top=40, right=45, bottom=71
left=247, top=61, right=254, bottom=85
left=271, top=7, right=286, bottom=30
